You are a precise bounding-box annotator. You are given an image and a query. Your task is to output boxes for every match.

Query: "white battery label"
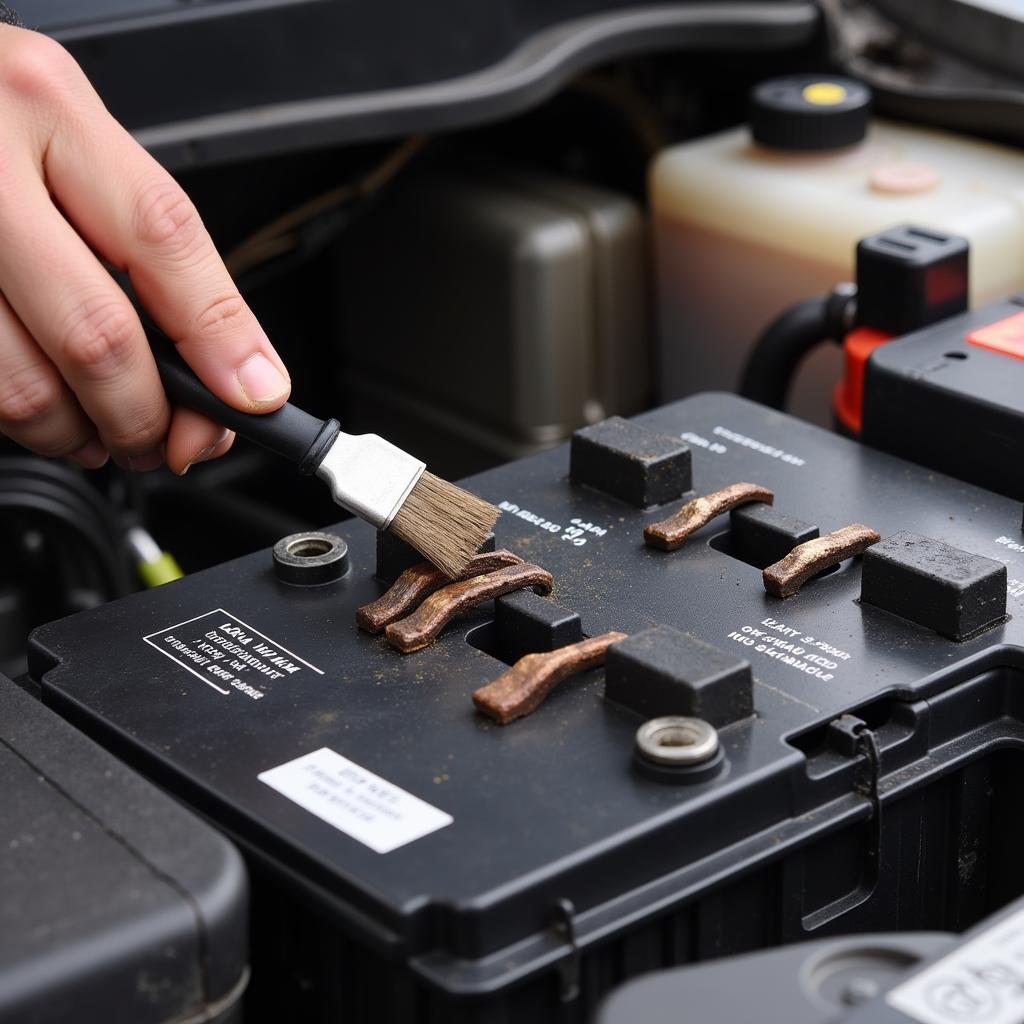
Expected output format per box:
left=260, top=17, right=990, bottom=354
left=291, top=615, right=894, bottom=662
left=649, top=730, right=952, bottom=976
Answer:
left=258, top=747, right=453, bottom=854
left=143, top=608, right=322, bottom=700
left=887, top=904, right=1024, bottom=1024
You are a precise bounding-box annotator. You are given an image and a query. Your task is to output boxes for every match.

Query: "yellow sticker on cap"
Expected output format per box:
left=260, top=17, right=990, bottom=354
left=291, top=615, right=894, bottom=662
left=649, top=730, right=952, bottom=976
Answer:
left=802, top=82, right=848, bottom=106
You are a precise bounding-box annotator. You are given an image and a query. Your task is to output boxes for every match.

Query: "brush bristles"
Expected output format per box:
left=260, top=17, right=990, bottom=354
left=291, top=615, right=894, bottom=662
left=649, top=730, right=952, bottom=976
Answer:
left=389, top=471, right=499, bottom=578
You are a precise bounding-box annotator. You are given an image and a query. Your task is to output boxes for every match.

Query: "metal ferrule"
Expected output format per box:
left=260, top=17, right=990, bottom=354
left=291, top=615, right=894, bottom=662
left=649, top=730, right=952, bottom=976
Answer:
left=315, top=431, right=426, bottom=530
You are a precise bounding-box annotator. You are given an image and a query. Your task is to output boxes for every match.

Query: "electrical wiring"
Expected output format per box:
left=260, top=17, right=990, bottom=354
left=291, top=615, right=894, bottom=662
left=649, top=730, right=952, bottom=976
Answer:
left=739, top=285, right=856, bottom=410
left=225, top=135, right=427, bottom=282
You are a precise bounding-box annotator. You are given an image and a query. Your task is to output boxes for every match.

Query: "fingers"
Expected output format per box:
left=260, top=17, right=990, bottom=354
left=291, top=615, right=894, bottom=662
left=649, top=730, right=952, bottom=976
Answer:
left=0, top=153, right=170, bottom=469
left=41, top=73, right=291, bottom=414
left=0, top=289, right=108, bottom=467
left=164, top=406, right=234, bottom=475
left=0, top=28, right=278, bottom=473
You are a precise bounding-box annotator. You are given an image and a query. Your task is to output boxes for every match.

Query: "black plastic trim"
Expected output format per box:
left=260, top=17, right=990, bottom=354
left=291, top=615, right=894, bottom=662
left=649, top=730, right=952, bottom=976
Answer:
left=44, top=2, right=820, bottom=169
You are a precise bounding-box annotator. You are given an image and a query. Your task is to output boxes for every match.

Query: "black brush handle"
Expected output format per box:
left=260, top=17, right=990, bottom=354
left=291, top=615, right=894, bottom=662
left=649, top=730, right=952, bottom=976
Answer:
left=150, top=333, right=340, bottom=473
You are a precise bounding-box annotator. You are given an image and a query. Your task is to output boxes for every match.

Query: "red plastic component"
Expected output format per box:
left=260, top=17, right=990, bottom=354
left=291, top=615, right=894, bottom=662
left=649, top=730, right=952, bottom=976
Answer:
left=966, top=311, right=1024, bottom=359
left=833, top=326, right=892, bottom=435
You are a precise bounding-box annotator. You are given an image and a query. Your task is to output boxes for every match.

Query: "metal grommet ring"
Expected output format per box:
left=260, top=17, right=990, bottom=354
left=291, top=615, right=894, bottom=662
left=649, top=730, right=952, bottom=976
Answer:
left=635, top=716, right=719, bottom=766
left=273, top=531, right=349, bottom=586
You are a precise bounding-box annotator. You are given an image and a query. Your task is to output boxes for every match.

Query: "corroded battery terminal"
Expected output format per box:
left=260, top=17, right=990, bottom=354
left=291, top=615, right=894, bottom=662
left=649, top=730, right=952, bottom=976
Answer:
left=385, top=563, right=553, bottom=653
left=763, top=523, right=881, bottom=597
left=357, top=550, right=524, bottom=633
left=644, top=482, right=774, bottom=551
left=473, top=632, right=628, bottom=725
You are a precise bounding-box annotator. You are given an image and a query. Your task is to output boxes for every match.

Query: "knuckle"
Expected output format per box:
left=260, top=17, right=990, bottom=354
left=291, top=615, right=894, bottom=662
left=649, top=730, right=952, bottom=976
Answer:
left=105, top=413, right=164, bottom=454
left=1, top=33, right=77, bottom=104
left=34, top=433, right=89, bottom=459
left=60, top=297, right=139, bottom=375
left=0, top=364, right=61, bottom=425
left=133, top=179, right=203, bottom=257
left=191, top=292, right=248, bottom=339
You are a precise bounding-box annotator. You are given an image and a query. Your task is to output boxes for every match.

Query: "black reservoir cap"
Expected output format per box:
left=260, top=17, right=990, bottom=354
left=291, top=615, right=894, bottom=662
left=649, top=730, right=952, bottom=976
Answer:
left=605, top=625, right=753, bottom=726
left=857, top=225, right=969, bottom=335
left=861, top=531, right=1006, bottom=640
left=750, top=75, right=871, bottom=151
left=570, top=417, right=691, bottom=508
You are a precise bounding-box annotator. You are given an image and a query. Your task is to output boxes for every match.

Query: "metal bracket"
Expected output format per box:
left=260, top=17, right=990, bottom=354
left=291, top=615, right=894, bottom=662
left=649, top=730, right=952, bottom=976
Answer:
left=853, top=725, right=882, bottom=805
left=801, top=719, right=883, bottom=931
left=552, top=897, right=581, bottom=1005
left=853, top=724, right=883, bottom=890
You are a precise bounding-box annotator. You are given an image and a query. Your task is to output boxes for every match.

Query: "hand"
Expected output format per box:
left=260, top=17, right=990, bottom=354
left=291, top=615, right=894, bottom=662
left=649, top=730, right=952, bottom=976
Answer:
left=0, top=26, right=291, bottom=473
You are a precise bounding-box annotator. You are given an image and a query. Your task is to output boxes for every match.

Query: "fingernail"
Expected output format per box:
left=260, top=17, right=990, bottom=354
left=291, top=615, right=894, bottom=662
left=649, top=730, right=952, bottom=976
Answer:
left=237, top=352, right=289, bottom=404
left=180, top=429, right=229, bottom=475
left=69, top=439, right=109, bottom=469
left=127, top=449, right=163, bottom=472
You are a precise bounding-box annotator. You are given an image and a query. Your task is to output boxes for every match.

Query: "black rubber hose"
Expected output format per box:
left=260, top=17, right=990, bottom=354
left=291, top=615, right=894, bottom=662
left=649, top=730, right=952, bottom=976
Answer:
left=0, top=456, right=133, bottom=598
left=739, top=286, right=856, bottom=410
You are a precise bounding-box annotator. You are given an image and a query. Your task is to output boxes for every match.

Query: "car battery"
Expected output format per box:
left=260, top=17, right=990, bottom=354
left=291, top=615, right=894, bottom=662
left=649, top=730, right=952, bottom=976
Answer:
left=28, top=393, right=1024, bottom=1023
left=0, top=673, right=248, bottom=1024
left=861, top=299, right=1024, bottom=501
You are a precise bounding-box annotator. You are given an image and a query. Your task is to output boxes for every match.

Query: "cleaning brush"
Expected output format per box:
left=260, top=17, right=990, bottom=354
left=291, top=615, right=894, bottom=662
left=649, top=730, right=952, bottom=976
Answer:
left=151, top=336, right=498, bottom=578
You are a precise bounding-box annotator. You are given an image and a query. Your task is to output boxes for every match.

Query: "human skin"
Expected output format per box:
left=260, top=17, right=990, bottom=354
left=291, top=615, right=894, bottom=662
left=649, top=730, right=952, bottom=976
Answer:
left=0, top=24, right=291, bottom=473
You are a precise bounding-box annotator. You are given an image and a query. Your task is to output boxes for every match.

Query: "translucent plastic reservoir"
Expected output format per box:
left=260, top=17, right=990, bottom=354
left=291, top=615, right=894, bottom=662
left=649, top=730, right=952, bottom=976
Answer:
left=652, top=120, right=1024, bottom=424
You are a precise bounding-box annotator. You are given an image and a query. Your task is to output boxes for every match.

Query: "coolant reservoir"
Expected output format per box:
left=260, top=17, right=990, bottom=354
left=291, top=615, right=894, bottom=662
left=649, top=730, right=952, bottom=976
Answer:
left=652, top=74, right=1024, bottom=424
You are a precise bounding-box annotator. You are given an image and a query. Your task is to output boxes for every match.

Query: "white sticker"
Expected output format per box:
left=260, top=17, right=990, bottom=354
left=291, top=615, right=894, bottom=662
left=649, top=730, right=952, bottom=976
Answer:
left=143, top=608, right=322, bottom=701
left=887, top=905, right=1024, bottom=1024
left=258, top=748, right=453, bottom=854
